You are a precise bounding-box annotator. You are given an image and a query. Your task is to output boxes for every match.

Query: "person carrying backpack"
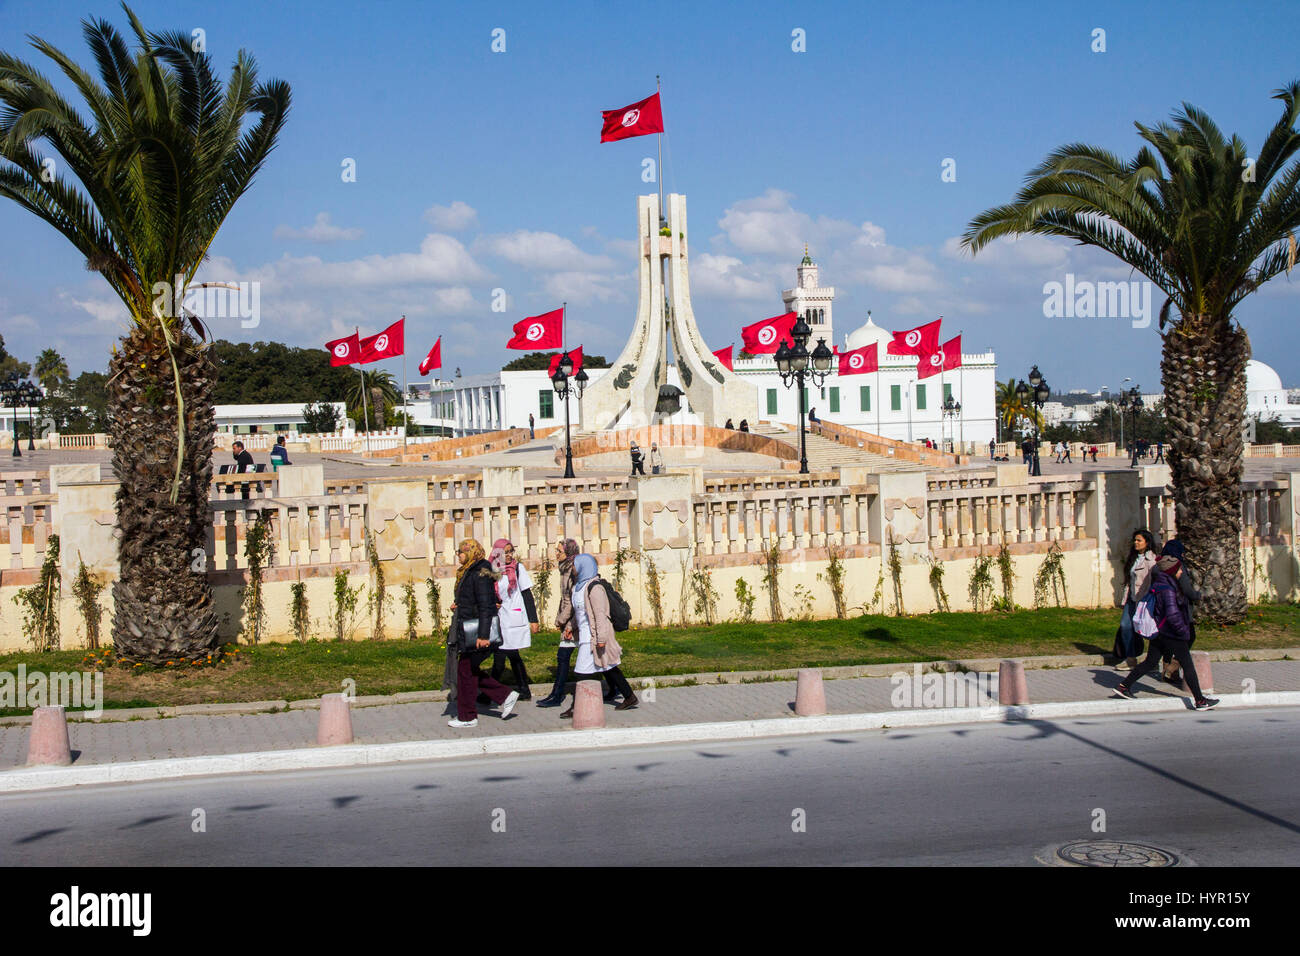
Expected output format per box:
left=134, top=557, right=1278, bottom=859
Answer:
left=1113, top=551, right=1219, bottom=710
left=559, top=554, right=638, bottom=717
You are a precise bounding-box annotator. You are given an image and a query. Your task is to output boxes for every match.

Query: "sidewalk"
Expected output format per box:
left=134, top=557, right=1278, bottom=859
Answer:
left=2, top=656, right=1297, bottom=789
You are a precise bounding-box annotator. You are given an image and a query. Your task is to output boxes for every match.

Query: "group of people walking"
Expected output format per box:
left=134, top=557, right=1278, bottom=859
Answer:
left=444, top=536, right=638, bottom=728
left=1111, top=528, right=1218, bottom=710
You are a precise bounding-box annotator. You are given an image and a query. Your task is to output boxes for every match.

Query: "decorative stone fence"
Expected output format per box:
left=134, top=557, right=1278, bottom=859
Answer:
left=805, top=418, right=968, bottom=466
left=0, top=463, right=1295, bottom=649
left=561, top=424, right=800, bottom=468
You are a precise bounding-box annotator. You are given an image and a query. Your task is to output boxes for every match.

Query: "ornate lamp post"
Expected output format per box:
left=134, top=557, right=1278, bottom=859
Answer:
left=1127, top=385, right=1144, bottom=468
left=550, top=350, right=585, bottom=479
left=26, top=383, right=41, bottom=451
left=1016, top=365, right=1051, bottom=476
left=775, top=317, right=833, bottom=474
left=941, top=394, right=962, bottom=451
left=1, top=376, right=37, bottom=459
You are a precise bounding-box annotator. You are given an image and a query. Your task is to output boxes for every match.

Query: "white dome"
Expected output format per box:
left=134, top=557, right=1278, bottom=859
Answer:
left=844, top=316, right=893, bottom=352
left=1246, top=360, right=1283, bottom=394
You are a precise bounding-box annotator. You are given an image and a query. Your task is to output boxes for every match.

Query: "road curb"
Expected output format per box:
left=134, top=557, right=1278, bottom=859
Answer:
left=2, top=691, right=1297, bottom=795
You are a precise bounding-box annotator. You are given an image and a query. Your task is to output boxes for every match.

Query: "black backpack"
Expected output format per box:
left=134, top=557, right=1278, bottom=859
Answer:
left=596, top=578, right=632, bottom=632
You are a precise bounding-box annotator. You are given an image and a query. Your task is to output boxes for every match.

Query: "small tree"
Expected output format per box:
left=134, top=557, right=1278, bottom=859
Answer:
left=14, top=534, right=61, bottom=651
left=301, top=400, right=340, bottom=434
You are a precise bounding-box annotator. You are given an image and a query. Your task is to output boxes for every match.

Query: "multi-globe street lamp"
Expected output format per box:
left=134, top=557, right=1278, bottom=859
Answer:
left=1015, top=365, right=1051, bottom=477
left=941, top=394, right=962, bottom=452
left=0, top=376, right=41, bottom=459
left=550, top=351, right=587, bottom=479
left=774, top=316, right=834, bottom=474
left=1120, top=385, right=1143, bottom=467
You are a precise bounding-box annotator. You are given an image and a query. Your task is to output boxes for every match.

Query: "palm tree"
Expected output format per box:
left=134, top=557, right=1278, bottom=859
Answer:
left=346, top=369, right=400, bottom=430
left=34, top=349, right=69, bottom=391
left=995, top=377, right=1042, bottom=438
left=962, top=84, right=1300, bottom=624
left=0, top=5, right=290, bottom=661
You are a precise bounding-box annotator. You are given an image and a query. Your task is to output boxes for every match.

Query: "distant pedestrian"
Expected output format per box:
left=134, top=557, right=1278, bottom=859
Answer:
left=738, top=419, right=749, bottom=432
left=448, top=538, right=518, bottom=728
left=537, top=539, right=581, bottom=707
left=528, top=413, right=535, bottom=439
left=629, top=440, right=646, bottom=476
left=489, top=538, right=538, bottom=701
left=270, top=435, right=291, bottom=469
left=1021, top=436, right=1034, bottom=465
left=1114, top=528, right=1159, bottom=670
left=559, top=554, right=638, bottom=718
left=989, top=438, right=996, bottom=459
left=1089, top=445, right=1099, bottom=462
left=725, top=418, right=735, bottom=430
left=808, top=407, right=820, bottom=424
left=649, top=442, right=664, bottom=474
left=232, top=440, right=255, bottom=500
left=1061, top=442, right=1072, bottom=463
left=1154, top=440, right=1164, bottom=463
left=1114, top=550, right=1218, bottom=710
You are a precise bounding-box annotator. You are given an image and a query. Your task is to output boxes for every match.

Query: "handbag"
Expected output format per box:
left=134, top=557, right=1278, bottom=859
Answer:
left=1132, top=593, right=1159, bottom=638
left=460, top=615, right=502, bottom=652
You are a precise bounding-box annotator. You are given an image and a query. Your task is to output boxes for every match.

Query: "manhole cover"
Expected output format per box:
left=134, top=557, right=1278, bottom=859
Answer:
left=1053, top=840, right=1181, bottom=867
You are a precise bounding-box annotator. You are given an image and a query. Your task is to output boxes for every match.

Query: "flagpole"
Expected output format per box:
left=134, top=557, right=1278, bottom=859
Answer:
left=356, top=326, right=370, bottom=457
left=656, top=74, right=663, bottom=214
left=401, top=315, right=409, bottom=452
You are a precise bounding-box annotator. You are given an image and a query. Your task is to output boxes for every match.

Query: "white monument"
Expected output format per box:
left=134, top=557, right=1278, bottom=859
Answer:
left=582, top=193, right=757, bottom=429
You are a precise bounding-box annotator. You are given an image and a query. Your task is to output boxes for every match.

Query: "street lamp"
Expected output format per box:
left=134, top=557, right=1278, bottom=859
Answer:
left=551, top=350, right=585, bottom=479
left=775, top=317, right=832, bottom=474
left=942, top=395, right=962, bottom=451
left=1017, top=366, right=1050, bottom=476
left=1127, top=386, right=1143, bottom=468
left=26, top=384, right=41, bottom=450
left=0, top=375, right=37, bottom=459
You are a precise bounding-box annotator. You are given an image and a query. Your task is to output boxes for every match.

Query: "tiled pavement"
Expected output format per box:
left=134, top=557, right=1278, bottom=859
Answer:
left=2, top=659, right=1296, bottom=771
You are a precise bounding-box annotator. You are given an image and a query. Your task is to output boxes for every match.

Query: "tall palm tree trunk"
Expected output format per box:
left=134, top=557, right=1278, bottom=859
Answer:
left=108, top=324, right=220, bottom=660
left=1160, top=317, right=1249, bottom=622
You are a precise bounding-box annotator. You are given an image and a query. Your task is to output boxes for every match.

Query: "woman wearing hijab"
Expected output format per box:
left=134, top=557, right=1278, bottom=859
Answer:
left=560, top=553, right=638, bottom=718
left=448, top=538, right=519, bottom=728
left=489, top=538, right=538, bottom=700
left=1156, top=539, right=1201, bottom=687
left=1114, top=528, right=1159, bottom=670
left=537, top=539, right=580, bottom=707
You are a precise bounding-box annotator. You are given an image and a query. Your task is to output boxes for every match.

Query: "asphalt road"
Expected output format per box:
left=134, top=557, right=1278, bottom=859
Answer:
left=3, top=708, right=1298, bottom=866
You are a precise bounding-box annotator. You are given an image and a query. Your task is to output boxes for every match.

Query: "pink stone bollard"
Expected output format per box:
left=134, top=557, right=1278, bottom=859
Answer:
left=27, top=706, right=72, bottom=766
left=572, top=681, right=605, bottom=730
left=317, top=693, right=353, bottom=746
left=998, top=660, right=1030, bottom=706
left=1190, top=651, right=1214, bottom=695
left=794, top=668, right=827, bottom=716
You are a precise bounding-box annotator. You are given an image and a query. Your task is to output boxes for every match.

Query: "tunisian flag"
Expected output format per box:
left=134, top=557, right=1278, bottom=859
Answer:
left=711, top=345, right=734, bottom=371
left=507, top=308, right=564, bottom=350
left=326, top=332, right=361, bottom=366
left=547, top=346, right=583, bottom=378
left=837, top=343, right=879, bottom=376
left=418, top=337, right=442, bottom=376
left=600, top=92, right=664, bottom=143
left=886, top=318, right=942, bottom=357
left=917, top=335, right=962, bottom=380
left=741, top=312, right=797, bottom=354
left=359, top=318, right=405, bottom=364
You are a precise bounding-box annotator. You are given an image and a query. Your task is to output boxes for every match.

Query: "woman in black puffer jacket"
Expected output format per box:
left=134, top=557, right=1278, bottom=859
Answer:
left=448, top=539, right=519, bottom=728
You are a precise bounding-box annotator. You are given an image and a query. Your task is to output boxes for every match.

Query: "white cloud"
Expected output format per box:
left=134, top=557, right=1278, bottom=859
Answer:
left=423, top=201, right=478, bottom=232
left=477, top=230, right=615, bottom=272
left=273, top=212, right=363, bottom=242
left=942, top=234, right=1069, bottom=269
left=715, top=188, right=857, bottom=256
left=265, top=234, right=489, bottom=287
left=691, top=253, right=774, bottom=300
left=540, top=271, right=626, bottom=305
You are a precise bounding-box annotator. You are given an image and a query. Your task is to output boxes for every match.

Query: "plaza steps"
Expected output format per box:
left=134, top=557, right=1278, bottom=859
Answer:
left=749, top=424, right=917, bottom=472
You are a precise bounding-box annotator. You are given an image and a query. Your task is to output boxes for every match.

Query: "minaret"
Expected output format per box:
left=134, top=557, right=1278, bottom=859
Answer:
left=782, top=245, right=835, bottom=348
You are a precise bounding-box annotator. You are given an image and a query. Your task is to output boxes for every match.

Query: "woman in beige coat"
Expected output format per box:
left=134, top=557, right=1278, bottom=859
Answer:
left=560, top=554, right=638, bottom=717
left=1116, top=528, right=1159, bottom=670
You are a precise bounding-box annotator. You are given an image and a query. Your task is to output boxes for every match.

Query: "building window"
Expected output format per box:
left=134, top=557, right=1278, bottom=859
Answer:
left=766, top=388, right=777, bottom=415
left=890, top=385, right=901, bottom=411
left=829, top=387, right=840, bottom=413
left=860, top=386, right=871, bottom=412
left=538, top=390, right=554, bottom=420
left=916, top=384, right=927, bottom=410
left=820, top=387, right=826, bottom=400
left=943, top=383, right=952, bottom=403
left=800, top=387, right=809, bottom=414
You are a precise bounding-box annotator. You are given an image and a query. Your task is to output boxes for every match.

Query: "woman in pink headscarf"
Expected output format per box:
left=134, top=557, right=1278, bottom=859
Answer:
left=489, top=538, right=538, bottom=700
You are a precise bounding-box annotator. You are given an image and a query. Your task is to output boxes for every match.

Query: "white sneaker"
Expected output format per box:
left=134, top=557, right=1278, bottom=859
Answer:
left=448, top=718, right=478, bottom=728
left=500, top=691, right=520, bottom=718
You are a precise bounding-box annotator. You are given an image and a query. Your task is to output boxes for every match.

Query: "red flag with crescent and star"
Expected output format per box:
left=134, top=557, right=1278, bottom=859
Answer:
left=358, top=318, right=405, bottom=364
left=600, top=92, right=664, bottom=143
left=712, top=345, right=734, bottom=371
left=740, top=312, right=797, bottom=355
left=326, top=332, right=361, bottom=367
left=418, top=337, right=442, bottom=376
left=917, top=335, right=962, bottom=380
left=547, top=346, right=584, bottom=378
left=837, top=343, right=879, bottom=376
left=886, top=318, right=942, bottom=357
left=507, top=308, right=564, bottom=350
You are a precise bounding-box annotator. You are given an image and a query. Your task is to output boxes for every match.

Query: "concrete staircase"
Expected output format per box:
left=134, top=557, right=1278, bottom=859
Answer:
left=750, top=424, right=918, bottom=472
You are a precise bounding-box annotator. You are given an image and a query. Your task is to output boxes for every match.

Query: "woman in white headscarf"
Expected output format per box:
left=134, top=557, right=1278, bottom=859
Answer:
left=560, top=553, right=637, bottom=718
left=489, top=538, right=538, bottom=699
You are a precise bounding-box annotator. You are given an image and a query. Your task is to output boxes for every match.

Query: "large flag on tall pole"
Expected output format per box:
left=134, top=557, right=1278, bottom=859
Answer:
left=359, top=317, right=405, bottom=363
left=711, top=345, right=734, bottom=371
left=507, top=307, right=564, bottom=350
left=326, top=332, right=361, bottom=366
left=740, top=312, right=797, bottom=354
left=917, top=335, right=961, bottom=379
left=886, top=318, right=942, bottom=357
left=837, top=343, right=879, bottom=376
left=600, top=91, right=664, bottom=143
left=418, top=337, right=442, bottom=376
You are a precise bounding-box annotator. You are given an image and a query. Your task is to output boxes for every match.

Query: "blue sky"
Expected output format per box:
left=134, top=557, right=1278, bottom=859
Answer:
left=2, top=0, right=1297, bottom=393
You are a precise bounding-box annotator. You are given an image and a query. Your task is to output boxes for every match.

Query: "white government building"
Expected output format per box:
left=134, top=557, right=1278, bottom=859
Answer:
left=415, top=251, right=999, bottom=446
